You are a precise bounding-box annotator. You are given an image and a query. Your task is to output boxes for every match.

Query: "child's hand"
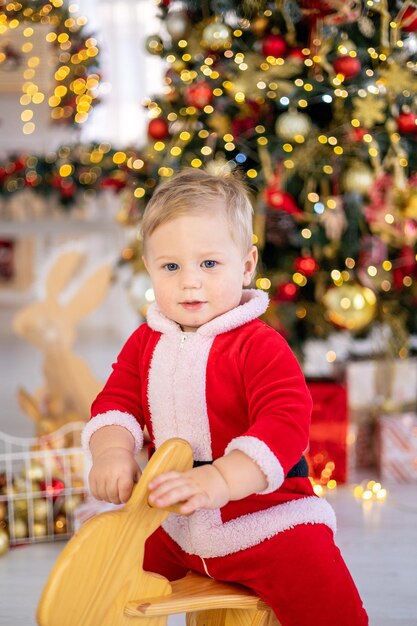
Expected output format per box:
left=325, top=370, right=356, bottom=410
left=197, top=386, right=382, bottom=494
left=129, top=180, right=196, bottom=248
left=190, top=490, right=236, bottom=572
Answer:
left=88, top=447, right=141, bottom=504
left=148, top=465, right=230, bottom=515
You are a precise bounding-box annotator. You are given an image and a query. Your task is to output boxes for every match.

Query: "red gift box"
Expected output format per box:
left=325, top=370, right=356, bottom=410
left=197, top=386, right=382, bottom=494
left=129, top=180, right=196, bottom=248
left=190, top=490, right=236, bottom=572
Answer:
left=306, top=381, right=348, bottom=483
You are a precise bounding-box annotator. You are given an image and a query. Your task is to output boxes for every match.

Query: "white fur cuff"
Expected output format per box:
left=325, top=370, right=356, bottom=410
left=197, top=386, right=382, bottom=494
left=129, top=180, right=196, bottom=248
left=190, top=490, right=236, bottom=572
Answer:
left=225, top=435, right=284, bottom=494
left=81, top=411, right=144, bottom=456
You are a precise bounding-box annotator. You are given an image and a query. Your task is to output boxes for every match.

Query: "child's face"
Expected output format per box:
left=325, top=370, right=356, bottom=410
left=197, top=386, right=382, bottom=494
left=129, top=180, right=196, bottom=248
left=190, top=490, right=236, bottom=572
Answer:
left=143, top=208, right=258, bottom=332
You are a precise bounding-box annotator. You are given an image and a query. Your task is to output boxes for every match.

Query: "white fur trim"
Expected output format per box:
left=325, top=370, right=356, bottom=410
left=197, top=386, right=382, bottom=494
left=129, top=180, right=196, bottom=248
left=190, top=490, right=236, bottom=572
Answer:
left=162, top=496, right=336, bottom=558
left=225, top=436, right=284, bottom=494
left=81, top=411, right=144, bottom=456
left=199, top=289, right=269, bottom=336
left=148, top=333, right=214, bottom=460
left=146, top=289, right=269, bottom=337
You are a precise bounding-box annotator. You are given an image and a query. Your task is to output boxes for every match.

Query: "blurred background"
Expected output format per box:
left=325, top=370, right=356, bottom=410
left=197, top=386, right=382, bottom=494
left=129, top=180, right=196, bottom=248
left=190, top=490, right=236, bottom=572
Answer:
left=0, top=1, right=417, bottom=624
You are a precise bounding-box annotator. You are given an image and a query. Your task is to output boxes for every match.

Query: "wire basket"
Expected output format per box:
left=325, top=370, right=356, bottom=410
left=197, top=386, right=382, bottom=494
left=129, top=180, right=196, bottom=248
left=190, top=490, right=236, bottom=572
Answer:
left=0, top=422, right=88, bottom=546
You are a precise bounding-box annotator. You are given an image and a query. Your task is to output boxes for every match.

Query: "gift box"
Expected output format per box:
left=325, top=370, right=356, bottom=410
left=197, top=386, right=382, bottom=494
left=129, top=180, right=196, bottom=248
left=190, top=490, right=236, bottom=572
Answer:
left=379, top=413, right=417, bottom=483
left=306, top=381, right=348, bottom=484
left=346, top=358, right=417, bottom=472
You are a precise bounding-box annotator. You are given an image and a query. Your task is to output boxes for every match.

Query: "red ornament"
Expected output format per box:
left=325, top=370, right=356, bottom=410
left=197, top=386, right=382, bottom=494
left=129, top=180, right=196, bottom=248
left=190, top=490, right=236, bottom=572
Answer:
left=396, top=112, right=417, bottom=134
left=184, top=81, right=213, bottom=109
left=265, top=186, right=302, bottom=215
left=40, top=478, right=65, bottom=500
left=294, top=256, right=319, bottom=276
left=333, top=55, right=361, bottom=79
left=287, top=47, right=305, bottom=61
left=275, top=282, right=299, bottom=302
left=148, top=117, right=170, bottom=140
left=348, top=126, right=368, bottom=142
left=261, top=33, right=287, bottom=58
left=400, top=6, right=417, bottom=32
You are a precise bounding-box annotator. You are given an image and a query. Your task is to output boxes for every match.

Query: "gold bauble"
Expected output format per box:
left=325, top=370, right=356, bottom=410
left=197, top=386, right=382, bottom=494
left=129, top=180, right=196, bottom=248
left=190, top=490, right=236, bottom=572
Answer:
left=24, top=462, right=46, bottom=483
left=12, top=517, right=28, bottom=540
left=201, top=21, right=232, bottom=50
left=14, top=498, right=28, bottom=517
left=0, top=501, right=7, bottom=521
left=33, top=498, right=51, bottom=523
left=342, top=163, right=374, bottom=195
left=33, top=521, right=48, bottom=538
left=145, top=34, right=164, bottom=56
left=275, top=110, right=312, bottom=141
left=61, top=495, right=83, bottom=515
left=0, top=528, right=9, bottom=556
left=323, top=284, right=377, bottom=332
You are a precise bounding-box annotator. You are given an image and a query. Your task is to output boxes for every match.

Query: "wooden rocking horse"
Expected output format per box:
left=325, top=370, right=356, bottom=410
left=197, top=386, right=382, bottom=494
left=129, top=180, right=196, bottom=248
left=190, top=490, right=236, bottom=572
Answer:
left=37, top=438, right=280, bottom=626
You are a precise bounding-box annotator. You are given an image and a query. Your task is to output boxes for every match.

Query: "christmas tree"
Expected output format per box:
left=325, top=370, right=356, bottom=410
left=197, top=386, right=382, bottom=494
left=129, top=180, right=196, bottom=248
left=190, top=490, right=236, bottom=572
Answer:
left=127, top=0, right=417, bottom=360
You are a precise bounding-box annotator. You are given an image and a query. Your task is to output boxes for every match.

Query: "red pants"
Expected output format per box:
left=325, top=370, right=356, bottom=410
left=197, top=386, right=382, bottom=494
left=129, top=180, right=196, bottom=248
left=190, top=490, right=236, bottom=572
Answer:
left=144, top=523, right=368, bottom=626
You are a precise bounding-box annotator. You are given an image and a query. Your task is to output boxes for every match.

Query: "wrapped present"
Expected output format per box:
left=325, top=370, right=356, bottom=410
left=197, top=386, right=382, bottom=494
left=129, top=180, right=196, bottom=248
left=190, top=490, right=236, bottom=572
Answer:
left=347, top=358, right=417, bottom=412
left=306, top=381, right=348, bottom=484
left=379, top=413, right=417, bottom=483
left=346, top=358, right=417, bottom=472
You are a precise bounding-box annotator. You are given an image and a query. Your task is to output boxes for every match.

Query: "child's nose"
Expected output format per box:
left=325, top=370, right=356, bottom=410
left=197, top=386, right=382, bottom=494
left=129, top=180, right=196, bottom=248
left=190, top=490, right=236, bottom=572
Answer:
left=181, top=267, right=202, bottom=289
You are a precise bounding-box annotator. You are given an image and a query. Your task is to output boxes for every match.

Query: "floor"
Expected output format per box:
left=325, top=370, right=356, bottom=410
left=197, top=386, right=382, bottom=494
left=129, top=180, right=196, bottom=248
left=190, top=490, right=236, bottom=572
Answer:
left=1, top=306, right=417, bottom=625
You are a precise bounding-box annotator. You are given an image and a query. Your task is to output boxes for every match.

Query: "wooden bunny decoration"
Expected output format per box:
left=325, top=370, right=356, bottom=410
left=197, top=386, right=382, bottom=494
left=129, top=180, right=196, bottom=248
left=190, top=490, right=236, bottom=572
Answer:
left=13, top=248, right=112, bottom=428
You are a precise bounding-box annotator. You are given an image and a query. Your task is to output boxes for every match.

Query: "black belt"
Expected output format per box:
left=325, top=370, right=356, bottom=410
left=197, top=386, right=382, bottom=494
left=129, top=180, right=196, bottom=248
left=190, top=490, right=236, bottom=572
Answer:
left=192, top=455, right=308, bottom=478
left=149, top=446, right=308, bottom=478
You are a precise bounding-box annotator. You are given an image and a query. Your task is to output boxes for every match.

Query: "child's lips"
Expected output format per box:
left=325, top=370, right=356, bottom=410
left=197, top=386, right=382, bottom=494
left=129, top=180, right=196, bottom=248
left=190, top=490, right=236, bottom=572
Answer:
left=180, top=301, right=206, bottom=311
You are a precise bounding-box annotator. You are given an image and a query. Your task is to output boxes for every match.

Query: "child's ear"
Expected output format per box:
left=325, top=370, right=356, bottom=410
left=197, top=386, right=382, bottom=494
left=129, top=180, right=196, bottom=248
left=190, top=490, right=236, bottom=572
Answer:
left=242, top=245, right=258, bottom=287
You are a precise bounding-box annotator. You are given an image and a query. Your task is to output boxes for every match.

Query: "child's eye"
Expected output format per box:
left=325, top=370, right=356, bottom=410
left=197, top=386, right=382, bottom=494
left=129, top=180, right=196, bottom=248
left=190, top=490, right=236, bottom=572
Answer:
left=163, top=263, right=179, bottom=271
left=202, top=260, right=217, bottom=269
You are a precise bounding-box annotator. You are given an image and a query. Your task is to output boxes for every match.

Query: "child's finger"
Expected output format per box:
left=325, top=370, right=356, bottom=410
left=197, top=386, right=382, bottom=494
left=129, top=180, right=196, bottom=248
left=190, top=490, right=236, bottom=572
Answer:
left=148, top=476, right=192, bottom=500
left=179, top=493, right=208, bottom=515
left=148, top=471, right=182, bottom=489
left=149, top=482, right=201, bottom=508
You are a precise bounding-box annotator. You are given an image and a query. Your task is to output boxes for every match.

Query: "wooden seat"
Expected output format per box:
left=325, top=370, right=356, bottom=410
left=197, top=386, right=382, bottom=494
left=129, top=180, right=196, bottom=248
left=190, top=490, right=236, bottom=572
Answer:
left=37, top=438, right=280, bottom=626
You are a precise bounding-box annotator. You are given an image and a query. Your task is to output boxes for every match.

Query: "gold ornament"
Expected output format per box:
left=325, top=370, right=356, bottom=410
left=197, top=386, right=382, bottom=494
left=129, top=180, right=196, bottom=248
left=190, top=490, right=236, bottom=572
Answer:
left=14, top=498, right=28, bottom=518
left=275, top=110, right=312, bottom=141
left=201, top=21, right=232, bottom=51
left=33, top=521, right=48, bottom=538
left=61, top=495, right=83, bottom=515
left=0, top=501, right=6, bottom=521
left=24, top=462, right=46, bottom=483
left=377, top=62, right=417, bottom=95
left=352, top=94, right=386, bottom=128
left=342, top=163, right=375, bottom=194
left=33, top=498, right=51, bottom=523
left=323, top=284, right=377, bottom=332
left=0, top=528, right=9, bottom=556
left=12, top=517, right=28, bottom=540
left=145, top=34, right=164, bottom=56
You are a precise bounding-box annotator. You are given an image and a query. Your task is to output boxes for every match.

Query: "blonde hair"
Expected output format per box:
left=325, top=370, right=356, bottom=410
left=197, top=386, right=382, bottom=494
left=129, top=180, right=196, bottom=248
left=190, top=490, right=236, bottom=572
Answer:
left=141, top=168, right=254, bottom=254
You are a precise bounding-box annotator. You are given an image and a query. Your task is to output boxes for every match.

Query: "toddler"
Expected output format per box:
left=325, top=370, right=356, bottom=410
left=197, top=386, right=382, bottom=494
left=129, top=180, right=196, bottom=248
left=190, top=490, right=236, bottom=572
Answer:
left=82, top=168, right=368, bottom=626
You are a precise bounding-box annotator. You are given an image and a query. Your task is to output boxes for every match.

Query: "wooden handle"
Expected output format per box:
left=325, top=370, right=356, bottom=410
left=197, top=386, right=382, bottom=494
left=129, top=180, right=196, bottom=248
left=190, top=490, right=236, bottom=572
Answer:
left=123, top=438, right=193, bottom=513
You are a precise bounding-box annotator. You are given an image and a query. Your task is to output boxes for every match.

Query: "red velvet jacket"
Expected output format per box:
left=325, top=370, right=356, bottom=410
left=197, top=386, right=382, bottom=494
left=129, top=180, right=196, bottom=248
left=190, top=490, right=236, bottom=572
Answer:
left=83, top=290, right=336, bottom=558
